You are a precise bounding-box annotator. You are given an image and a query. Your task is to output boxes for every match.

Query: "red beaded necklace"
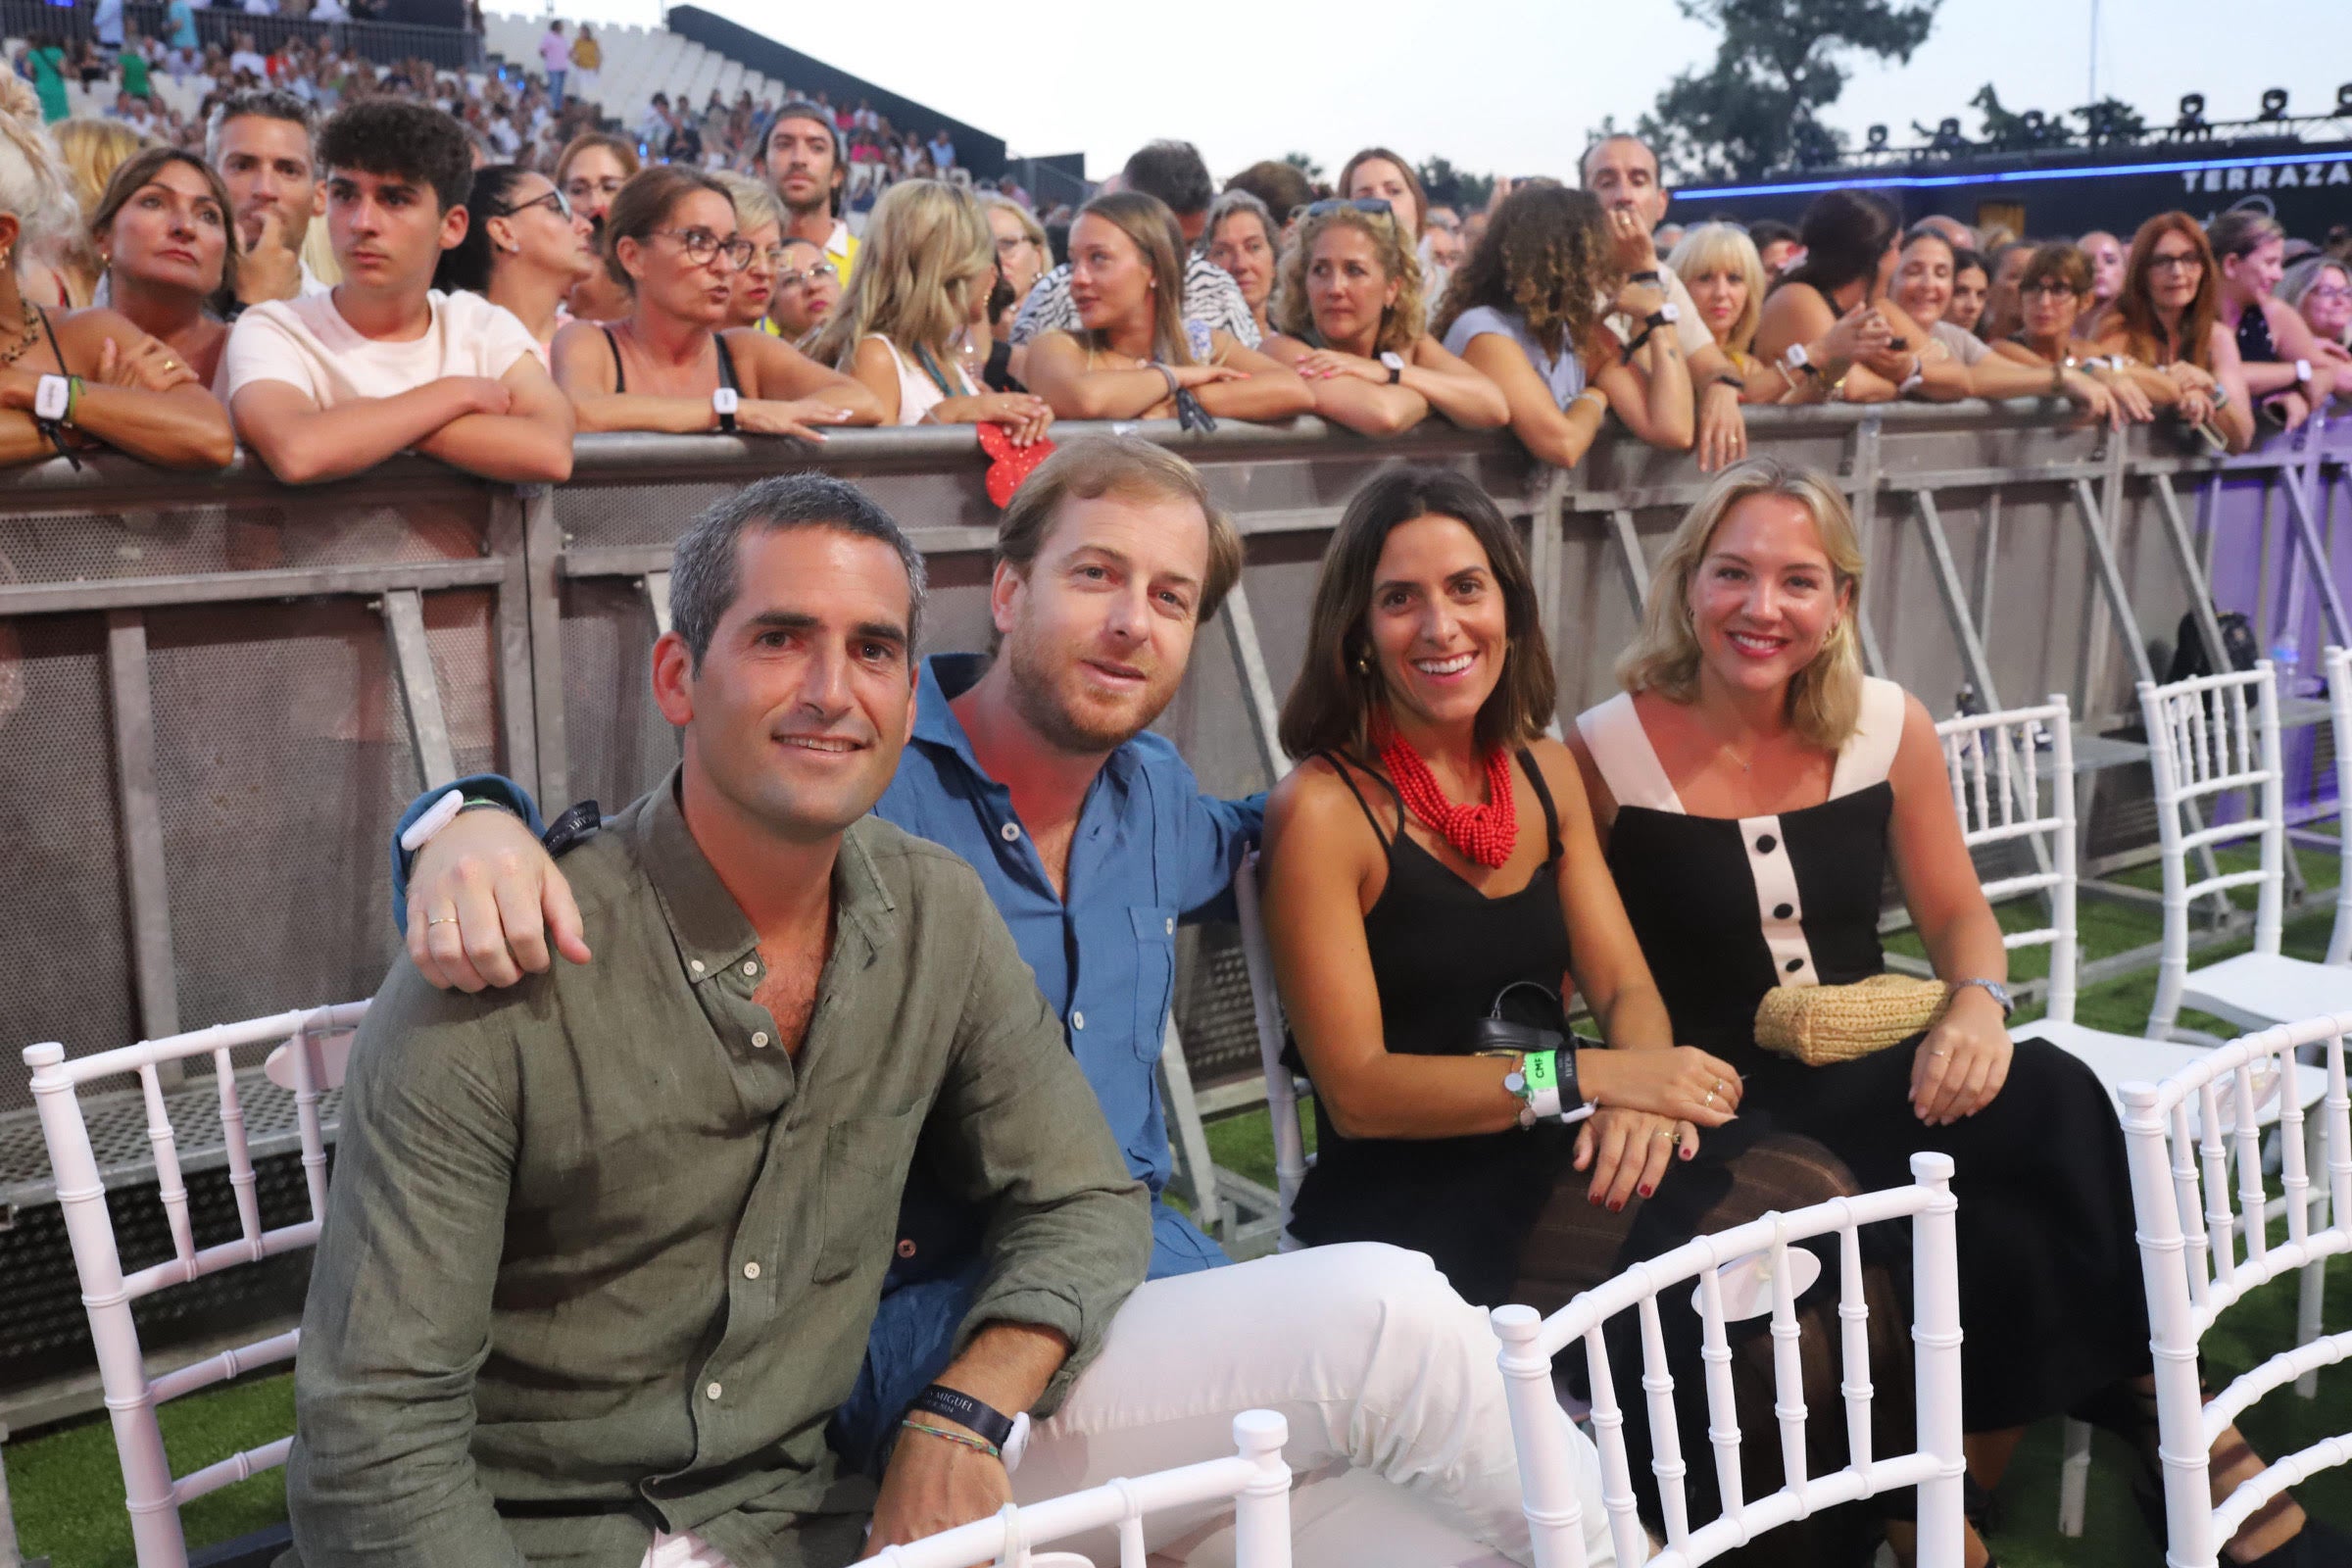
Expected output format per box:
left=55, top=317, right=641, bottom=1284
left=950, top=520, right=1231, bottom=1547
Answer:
left=1379, top=729, right=1518, bottom=868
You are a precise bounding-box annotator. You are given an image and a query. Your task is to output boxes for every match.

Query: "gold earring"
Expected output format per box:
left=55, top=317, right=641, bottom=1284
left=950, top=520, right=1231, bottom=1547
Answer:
left=1354, top=650, right=1374, bottom=675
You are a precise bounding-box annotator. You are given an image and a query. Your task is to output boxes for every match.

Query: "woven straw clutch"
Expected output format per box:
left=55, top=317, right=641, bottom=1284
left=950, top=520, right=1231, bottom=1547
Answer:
left=1753, top=973, right=1952, bottom=1066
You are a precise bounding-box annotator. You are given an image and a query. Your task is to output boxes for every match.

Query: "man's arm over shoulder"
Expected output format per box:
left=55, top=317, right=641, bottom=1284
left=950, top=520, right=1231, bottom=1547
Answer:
left=286, top=965, right=527, bottom=1567
left=915, top=848, right=1150, bottom=1415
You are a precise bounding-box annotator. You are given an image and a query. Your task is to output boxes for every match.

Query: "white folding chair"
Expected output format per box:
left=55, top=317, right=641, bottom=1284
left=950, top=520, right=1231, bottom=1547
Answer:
left=1492, top=1152, right=1968, bottom=1568
left=2324, top=648, right=2352, bottom=967
left=1233, top=849, right=1308, bottom=1248
left=859, top=1409, right=1294, bottom=1568
left=2119, top=1013, right=2352, bottom=1568
left=22, top=1002, right=368, bottom=1568
left=2141, top=663, right=2352, bottom=1037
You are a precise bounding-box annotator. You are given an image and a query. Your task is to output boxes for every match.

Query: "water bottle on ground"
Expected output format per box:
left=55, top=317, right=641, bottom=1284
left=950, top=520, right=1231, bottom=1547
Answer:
left=2270, top=637, right=2302, bottom=699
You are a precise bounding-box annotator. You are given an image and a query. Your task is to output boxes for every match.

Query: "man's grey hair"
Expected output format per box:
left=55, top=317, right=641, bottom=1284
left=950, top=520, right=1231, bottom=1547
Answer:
left=206, top=89, right=318, bottom=169
left=1578, top=131, right=1658, bottom=187
left=670, top=474, right=929, bottom=669
left=1198, top=188, right=1273, bottom=257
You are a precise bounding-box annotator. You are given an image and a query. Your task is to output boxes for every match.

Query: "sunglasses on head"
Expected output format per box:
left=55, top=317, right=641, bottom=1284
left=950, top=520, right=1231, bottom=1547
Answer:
left=1304, top=197, right=1396, bottom=221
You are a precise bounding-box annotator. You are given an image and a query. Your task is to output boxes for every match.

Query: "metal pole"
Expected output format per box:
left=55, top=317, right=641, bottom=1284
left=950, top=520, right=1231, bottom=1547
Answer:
left=0, top=1420, right=21, bottom=1568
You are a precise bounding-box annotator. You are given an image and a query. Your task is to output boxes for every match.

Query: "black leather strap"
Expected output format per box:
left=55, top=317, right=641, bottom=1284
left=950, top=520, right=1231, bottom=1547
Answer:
left=909, top=1384, right=1015, bottom=1448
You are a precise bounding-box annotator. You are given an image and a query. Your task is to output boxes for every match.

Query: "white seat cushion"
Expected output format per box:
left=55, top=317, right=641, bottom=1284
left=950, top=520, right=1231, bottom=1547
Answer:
left=2018, top=1017, right=2327, bottom=1129
left=2182, top=951, right=2352, bottom=1034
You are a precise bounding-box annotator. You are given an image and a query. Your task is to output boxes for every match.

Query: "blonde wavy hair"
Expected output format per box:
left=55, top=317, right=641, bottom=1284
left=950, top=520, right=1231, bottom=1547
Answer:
left=709, top=170, right=785, bottom=240
left=808, top=177, right=991, bottom=370
left=1617, top=459, right=1867, bottom=749
left=1270, top=205, right=1424, bottom=355
left=1666, top=221, right=1765, bottom=357
left=0, top=81, right=88, bottom=287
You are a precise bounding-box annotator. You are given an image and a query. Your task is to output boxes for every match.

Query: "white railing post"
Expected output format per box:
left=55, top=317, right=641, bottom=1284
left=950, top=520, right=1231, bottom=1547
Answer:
left=1908, top=1152, right=1965, bottom=1568
left=24, top=1043, right=187, bottom=1568
left=1491, top=1303, right=1590, bottom=1568
left=1228, top=1409, right=1293, bottom=1568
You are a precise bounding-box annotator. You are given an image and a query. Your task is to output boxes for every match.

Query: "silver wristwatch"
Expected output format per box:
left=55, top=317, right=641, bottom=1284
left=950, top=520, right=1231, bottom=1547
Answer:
left=1950, top=977, right=2013, bottom=1017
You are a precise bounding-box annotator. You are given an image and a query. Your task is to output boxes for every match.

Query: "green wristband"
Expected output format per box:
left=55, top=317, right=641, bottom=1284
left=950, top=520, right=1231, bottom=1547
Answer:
left=1523, top=1049, right=1558, bottom=1094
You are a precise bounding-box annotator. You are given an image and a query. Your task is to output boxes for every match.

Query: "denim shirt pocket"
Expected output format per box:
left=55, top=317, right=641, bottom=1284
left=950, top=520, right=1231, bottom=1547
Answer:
left=1130, top=905, right=1178, bottom=1060
left=815, top=1105, right=921, bottom=1283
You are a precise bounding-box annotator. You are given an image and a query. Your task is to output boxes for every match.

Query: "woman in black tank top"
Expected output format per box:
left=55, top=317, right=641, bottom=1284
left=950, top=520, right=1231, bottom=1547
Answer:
left=1262, top=467, right=1921, bottom=1565
left=548, top=166, right=883, bottom=437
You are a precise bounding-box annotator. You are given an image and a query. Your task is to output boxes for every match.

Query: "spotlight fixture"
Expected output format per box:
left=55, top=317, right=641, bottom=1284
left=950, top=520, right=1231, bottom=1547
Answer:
left=2336, top=82, right=2352, bottom=115
left=2260, top=87, right=2289, bottom=121
left=1867, top=123, right=1889, bottom=150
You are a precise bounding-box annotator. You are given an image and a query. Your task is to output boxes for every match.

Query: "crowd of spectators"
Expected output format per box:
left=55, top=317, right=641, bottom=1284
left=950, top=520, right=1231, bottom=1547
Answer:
left=0, top=49, right=2338, bottom=487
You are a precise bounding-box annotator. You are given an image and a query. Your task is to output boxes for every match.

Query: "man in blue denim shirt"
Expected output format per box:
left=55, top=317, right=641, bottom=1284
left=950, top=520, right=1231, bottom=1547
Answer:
left=393, top=440, right=1606, bottom=1565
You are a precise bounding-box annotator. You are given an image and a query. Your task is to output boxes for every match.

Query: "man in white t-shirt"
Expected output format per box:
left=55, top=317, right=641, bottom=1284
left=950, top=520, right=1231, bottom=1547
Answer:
left=1582, top=133, right=1749, bottom=471
left=224, top=99, right=573, bottom=487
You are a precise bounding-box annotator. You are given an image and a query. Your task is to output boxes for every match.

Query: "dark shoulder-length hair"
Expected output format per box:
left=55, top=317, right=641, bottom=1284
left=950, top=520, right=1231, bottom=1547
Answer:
left=1278, top=466, right=1556, bottom=760
left=434, top=162, right=530, bottom=295
left=1774, top=188, right=1899, bottom=300
left=1431, top=182, right=1605, bottom=364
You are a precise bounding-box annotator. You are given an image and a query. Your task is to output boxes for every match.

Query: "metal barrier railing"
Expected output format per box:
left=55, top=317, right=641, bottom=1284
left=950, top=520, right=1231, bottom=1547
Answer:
left=0, top=405, right=2345, bottom=1125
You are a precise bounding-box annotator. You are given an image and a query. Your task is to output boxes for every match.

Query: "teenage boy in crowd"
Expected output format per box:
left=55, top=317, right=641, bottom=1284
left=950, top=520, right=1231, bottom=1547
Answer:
left=223, top=99, right=573, bottom=486
left=207, top=89, right=328, bottom=308
left=390, top=438, right=1608, bottom=1566
left=761, top=98, right=858, bottom=282
left=287, top=475, right=1149, bottom=1565
left=1581, top=132, right=1750, bottom=472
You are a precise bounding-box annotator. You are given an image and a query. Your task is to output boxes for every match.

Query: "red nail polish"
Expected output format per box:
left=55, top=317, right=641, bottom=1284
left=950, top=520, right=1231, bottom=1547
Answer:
left=1609, top=1199, right=1624, bottom=1212
left=1640, top=1185, right=1653, bottom=1198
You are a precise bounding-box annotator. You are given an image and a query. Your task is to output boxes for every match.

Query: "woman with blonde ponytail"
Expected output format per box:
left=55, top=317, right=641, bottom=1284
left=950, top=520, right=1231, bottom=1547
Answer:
left=1570, top=459, right=2339, bottom=1567
left=0, top=82, right=230, bottom=468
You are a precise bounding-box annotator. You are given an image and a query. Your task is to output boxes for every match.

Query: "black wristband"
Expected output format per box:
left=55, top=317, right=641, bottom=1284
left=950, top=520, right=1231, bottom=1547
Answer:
left=1629, top=269, right=1661, bottom=282
left=909, top=1384, right=1016, bottom=1448
left=1556, top=1042, right=1585, bottom=1117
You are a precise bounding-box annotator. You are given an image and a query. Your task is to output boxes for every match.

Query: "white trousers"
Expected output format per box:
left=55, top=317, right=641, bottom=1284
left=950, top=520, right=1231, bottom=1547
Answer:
left=1010, top=1243, right=1612, bottom=1568
left=640, top=1530, right=733, bottom=1567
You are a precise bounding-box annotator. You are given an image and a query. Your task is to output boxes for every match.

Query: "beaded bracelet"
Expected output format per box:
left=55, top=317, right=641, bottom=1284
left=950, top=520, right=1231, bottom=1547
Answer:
left=900, top=1417, right=1002, bottom=1460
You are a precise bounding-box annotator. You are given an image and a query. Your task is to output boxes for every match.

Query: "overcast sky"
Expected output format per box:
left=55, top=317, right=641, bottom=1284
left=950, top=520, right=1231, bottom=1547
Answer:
left=544, top=0, right=2351, bottom=182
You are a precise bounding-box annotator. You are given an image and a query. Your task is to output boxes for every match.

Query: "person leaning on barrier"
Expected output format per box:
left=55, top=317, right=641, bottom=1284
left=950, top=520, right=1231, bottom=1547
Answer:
left=0, top=84, right=231, bottom=468
left=1570, top=458, right=2347, bottom=1568
left=2078, top=228, right=2127, bottom=336
left=1011, top=141, right=1259, bottom=351
left=430, top=163, right=596, bottom=364
left=1022, top=191, right=1312, bottom=425
left=222, top=100, right=573, bottom=485
left=1753, top=189, right=1968, bottom=407
left=2208, top=210, right=2339, bottom=434
left=1437, top=184, right=1691, bottom=471
left=1260, top=197, right=1508, bottom=438
left=2280, top=254, right=2352, bottom=375
left=1666, top=220, right=1779, bottom=398
left=1890, top=225, right=1989, bottom=373
left=385, top=435, right=1611, bottom=1568
left=89, top=147, right=235, bottom=391
left=551, top=165, right=882, bottom=440
left=1944, top=245, right=1988, bottom=337
left=1580, top=133, right=1749, bottom=470
left=2088, top=212, right=2257, bottom=454
left=810, top=179, right=1052, bottom=444
left=1200, top=187, right=1276, bottom=344
left=206, top=88, right=327, bottom=308
left=1980, top=241, right=2150, bottom=427
left=286, top=473, right=1152, bottom=1568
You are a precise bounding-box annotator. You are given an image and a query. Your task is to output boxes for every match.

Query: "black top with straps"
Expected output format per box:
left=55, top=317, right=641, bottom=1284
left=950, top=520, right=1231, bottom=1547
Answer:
left=601, top=325, right=741, bottom=396
left=2236, top=302, right=2280, bottom=366
left=1285, top=747, right=1579, bottom=1307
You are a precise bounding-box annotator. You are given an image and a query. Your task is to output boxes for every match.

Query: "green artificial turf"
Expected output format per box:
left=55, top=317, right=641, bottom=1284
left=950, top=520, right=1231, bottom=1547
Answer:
left=14, top=840, right=2352, bottom=1566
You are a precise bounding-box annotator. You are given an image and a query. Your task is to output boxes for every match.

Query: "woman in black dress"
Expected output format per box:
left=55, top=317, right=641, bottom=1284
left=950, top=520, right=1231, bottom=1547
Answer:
left=1262, top=466, right=1934, bottom=1567
left=1568, top=457, right=2336, bottom=1568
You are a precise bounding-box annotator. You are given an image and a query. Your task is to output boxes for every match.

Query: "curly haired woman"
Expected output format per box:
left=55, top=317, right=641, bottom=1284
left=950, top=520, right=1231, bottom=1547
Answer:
left=1432, top=182, right=1691, bottom=471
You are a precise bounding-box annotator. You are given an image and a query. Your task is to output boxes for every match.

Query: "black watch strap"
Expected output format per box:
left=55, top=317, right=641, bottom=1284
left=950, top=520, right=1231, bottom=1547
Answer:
left=1556, top=1043, right=1585, bottom=1117
left=909, top=1384, right=1015, bottom=1448
left=1629, top=269, right=1661, bottom=282
left=542, top=800, right=603, bottom=858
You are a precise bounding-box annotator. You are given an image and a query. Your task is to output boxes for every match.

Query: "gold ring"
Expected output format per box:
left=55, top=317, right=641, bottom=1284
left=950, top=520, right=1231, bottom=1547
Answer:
left=1653, top=1130, right=1676, bottom=1143
left=426, top=914, right=460, bottom=928
left=1704, top=1090, right=1717, bottom=1106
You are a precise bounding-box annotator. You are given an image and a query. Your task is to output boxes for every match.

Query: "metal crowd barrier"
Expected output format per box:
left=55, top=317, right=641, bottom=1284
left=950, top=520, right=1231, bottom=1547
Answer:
left=0, top=404, right=2344, bottom=1396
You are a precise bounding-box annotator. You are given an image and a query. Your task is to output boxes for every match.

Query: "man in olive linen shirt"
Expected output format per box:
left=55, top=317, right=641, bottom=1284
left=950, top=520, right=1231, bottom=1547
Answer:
left=283, top=475, right=1151, bottom=1568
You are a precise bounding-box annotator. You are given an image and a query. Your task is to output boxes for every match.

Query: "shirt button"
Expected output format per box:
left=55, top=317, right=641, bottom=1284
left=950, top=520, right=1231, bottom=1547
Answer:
left=1165, top=917, right=1175, bottom=935
left=742, top=1260, right=760, bottom=1280
left=690, top=958, right=706, bottom=974
left=1000, top=821, right=1021, bottom=843
left=1071, top=1010, right=1086, bottom=1030
left=1755, top=834, right=1779, bottom=855
left=1773, top=903, right=1793, bottom=919
left=897, top=1238, right=917, bottom=1258
left=751, top=1031, right=769, bottom=1049
left=705, top=1382, right=722, bottom=1401
left=743, top=960, right=759, bottom=976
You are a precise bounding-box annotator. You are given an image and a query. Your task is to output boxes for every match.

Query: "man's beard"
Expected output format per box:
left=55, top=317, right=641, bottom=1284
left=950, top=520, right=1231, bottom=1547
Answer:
left=1002, top=624, right=1180, bottom=757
